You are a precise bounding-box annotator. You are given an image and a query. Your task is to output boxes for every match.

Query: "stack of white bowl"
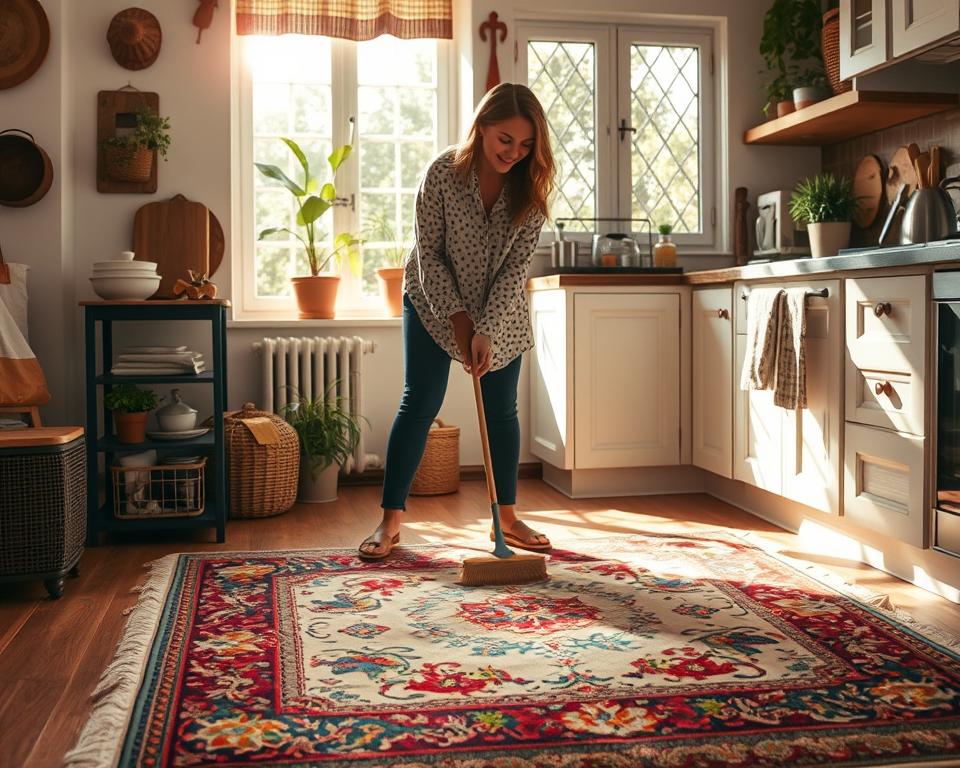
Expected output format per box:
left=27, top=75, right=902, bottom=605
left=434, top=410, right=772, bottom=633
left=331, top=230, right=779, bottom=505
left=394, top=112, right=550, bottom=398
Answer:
left=91, top=251, right=161, bottom=300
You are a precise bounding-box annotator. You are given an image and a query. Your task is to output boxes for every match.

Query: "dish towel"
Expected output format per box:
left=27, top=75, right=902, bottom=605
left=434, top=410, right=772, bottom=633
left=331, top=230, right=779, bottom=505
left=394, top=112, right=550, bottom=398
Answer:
left=740, top=287, right=784, bottom=391
left=774, top=287, right=808, bottom=410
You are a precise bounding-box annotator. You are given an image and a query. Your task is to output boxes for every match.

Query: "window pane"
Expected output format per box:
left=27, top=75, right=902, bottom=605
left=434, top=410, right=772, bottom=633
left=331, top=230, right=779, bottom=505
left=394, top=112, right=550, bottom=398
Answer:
left=630, top=44, right=700, bottom=234
left=527, top=41, right=597, bottom=233
left=256, top=245, right=293, bottom=298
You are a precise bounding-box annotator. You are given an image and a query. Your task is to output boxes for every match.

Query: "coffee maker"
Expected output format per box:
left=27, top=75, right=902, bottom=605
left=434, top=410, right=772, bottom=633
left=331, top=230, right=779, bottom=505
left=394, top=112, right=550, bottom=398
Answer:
left=753, top=190, right=810, bottom=260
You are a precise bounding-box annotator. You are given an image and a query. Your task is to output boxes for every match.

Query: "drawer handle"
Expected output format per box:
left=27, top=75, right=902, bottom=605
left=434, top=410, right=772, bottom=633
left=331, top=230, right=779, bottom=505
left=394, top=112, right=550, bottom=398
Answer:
left=875, top=380, right=893, bottom=397
left=717, top=308, right=729, bottom=319
left=874, top=301, right=892, bottom=318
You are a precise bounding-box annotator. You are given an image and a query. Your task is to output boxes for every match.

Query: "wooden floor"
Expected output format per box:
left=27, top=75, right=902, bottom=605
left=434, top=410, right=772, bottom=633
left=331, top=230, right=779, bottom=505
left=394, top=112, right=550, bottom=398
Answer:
left=2, top=480, right=959, bottom=767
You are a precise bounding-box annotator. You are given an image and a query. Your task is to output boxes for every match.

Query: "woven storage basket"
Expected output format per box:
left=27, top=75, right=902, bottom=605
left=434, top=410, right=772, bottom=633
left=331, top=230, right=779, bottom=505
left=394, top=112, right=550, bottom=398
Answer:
left=410, top=418, right=460, bottom=495
left=822, top=8, right=852, bottom=96
left=225, top=403, right=300, bottom=518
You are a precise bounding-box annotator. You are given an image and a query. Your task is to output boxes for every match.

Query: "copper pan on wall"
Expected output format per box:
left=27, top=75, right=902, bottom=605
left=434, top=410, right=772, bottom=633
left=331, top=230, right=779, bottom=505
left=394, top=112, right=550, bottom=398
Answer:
left=0, top=129, right=53, bottom=207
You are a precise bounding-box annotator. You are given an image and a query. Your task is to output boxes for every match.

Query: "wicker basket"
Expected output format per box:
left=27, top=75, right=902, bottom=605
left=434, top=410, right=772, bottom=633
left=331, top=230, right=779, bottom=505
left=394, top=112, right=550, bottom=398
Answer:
left=104, top=145, right=154, bottom=183
left=410, top=418, right=460, bottom=496
left=225, top=403, right=299, bottom=518
left=822, top=8, right=852, bottom=96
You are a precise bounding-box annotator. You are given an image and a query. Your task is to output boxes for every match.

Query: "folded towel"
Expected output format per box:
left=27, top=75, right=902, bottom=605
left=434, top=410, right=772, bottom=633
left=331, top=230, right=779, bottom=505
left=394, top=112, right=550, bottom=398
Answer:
left=774, top=287, right=808, bottom=410
left=740, top=287, right=784, bottom=391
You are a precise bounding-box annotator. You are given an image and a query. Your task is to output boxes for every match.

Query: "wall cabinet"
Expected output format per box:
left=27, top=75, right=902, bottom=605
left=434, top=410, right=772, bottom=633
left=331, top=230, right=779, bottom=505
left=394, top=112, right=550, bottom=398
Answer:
left=733, top=280, right=842, bottom=516
left=891, top=0, right=960, bottom=57
left=692, top=287, right=733, bottom=478
left=840, top=0, right=890, bottom=80
left=529, top=288, right=682, bottom=472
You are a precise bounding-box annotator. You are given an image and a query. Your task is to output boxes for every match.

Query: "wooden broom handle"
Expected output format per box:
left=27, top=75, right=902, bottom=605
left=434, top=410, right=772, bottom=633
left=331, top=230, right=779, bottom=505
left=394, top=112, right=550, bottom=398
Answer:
left=472, top=372, right=498, bottom=505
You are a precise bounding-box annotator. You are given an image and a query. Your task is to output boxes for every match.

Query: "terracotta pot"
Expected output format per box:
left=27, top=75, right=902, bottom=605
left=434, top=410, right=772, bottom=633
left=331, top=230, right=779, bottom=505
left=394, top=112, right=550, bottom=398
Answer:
left=298, top=459, right=339, bottom=503
left=291, top=274, right=340, bottom=319
left=104, top=145, right=153, bottom=183
left=376, top=266, right=404, bottom=317
left=807, top=221, right=851, bottom=258
left=776, top=100, right=796, bottom=118
left=114, top=411, right=148, bottom=444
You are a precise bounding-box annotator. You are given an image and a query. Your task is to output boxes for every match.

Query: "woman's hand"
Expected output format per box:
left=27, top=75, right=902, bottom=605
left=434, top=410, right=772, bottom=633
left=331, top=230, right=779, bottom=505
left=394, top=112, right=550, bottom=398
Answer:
left=450, top=311, right=475, bottom=372
left=470, top=333, right=492, bottom=377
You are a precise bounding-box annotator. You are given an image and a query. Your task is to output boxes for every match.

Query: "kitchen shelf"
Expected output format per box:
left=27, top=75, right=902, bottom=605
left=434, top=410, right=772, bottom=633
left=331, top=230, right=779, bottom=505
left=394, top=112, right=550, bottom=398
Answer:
left=743, top=90, right=960, bottom=146
left=96, top=372, right=216, bottom=384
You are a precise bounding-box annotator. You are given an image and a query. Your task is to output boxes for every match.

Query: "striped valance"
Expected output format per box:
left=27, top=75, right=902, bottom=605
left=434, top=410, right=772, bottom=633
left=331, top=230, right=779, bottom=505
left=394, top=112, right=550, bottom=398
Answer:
left=236, top=0, right=452, bottom=41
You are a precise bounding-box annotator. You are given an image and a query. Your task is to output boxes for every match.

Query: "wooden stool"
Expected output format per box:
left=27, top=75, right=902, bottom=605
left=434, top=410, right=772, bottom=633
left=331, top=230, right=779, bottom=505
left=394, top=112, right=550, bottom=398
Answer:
left=0, top=406, right=42, bottom=426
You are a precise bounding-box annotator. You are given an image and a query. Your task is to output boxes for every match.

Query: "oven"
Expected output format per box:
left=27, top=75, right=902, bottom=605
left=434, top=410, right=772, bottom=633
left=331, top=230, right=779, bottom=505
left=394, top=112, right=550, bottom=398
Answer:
left=934, top=271, right=960, bottom=556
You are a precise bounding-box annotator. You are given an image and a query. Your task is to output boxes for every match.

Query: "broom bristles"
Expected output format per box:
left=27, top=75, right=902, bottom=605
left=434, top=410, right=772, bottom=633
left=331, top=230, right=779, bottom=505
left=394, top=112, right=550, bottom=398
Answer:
left=456, top=554, right=548, bottom=586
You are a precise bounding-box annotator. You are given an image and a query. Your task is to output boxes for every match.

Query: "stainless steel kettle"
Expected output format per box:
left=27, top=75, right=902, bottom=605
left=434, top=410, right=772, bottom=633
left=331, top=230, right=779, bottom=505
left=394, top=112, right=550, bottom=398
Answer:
left=881, top=176, right=960, bottom=245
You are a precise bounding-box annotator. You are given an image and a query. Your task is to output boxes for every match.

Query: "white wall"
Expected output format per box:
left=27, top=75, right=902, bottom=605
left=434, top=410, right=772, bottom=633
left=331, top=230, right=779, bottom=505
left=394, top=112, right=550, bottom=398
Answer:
left=1, top=0, right=819, bottom=468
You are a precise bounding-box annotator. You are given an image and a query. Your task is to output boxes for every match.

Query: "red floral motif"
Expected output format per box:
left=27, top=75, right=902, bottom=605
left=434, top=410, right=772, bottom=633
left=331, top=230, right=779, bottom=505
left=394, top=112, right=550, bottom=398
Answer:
left=457, top=593, right=600, bottom=634
left=628, top=648, right=737, bottom=680
left=403, top=662, right=531, bottom=695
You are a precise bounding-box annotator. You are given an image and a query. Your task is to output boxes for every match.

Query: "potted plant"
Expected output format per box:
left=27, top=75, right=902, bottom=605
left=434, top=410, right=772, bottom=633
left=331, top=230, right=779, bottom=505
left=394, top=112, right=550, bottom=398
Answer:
left=103, top=107, right=171, bottom=183
left=652, top=223, right=678, bottom=268
left=788, top=173, right=858, bottom=258
left=104, top=383, right=160, bottom=444
left=760, top=0, right=824, bottom=118
left=282, top=387, right=364, bottom=503
left=793, top=71, right=830, bottom=110
left=255, top=133, right=361, bottom=319
left=364, top=211, right=411, bottom=317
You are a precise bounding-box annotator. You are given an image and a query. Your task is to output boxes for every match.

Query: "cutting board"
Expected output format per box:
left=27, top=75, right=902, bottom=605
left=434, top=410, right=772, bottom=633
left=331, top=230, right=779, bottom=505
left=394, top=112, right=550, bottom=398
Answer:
left=886, top=146, right=919, bottom=206
left=853, top=154, right=883, bottom=228
left=134, top=194, right=209, bottom=299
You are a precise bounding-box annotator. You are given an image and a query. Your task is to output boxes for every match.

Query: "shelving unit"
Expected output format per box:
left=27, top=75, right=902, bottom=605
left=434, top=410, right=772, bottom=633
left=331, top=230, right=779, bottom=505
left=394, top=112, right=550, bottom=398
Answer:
left=744, top=90, right=959, bottom=146
left=81, top=300, right=229, bottom=545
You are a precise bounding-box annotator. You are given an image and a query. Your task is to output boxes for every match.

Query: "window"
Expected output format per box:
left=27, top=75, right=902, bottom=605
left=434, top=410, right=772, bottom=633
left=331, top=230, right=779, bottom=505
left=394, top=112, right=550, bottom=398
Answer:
left=518, top=22, right=716, bottom=248
left=240, top=35, right=449, bottom=317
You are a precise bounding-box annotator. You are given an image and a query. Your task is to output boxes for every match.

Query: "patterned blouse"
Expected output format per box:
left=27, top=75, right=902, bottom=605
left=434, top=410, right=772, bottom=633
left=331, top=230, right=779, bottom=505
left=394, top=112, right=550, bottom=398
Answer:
left=403, top=148, right=546, bottom=371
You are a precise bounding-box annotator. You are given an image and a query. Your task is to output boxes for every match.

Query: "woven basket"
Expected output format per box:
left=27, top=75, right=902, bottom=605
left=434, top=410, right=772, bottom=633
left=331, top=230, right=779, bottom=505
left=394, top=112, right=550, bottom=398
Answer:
left=225, top=403, right=300, bottom=518
left=104, top=145, right=153, bottom=182
left=410, top=418, right=460, bottom=496
left=822, top=8, right=852, bottom=96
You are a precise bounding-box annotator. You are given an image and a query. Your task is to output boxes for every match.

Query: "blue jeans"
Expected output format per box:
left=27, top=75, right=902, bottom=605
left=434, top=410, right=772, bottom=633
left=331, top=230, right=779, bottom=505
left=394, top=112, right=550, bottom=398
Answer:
left=381, top=294, right=522, bottom=509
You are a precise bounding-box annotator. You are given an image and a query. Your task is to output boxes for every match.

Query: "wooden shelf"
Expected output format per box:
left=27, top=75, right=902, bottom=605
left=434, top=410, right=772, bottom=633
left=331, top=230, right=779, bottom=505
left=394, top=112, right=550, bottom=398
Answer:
left=744, top=90, right=960, bottom=146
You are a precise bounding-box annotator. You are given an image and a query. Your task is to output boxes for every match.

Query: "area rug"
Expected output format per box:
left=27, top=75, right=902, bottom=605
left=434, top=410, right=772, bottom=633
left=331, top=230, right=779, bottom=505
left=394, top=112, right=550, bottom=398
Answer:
left=65, top=532, right=960, bottom=767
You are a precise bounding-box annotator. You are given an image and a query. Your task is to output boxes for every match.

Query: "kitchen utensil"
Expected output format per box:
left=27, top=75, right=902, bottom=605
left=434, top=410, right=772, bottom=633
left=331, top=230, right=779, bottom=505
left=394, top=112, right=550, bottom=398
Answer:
left=554, top=218, right=654, bottom=266
left=887, top=146, right=920, bottom=205
left=0, top=129, right=53, bottom=207
left=550, top=240, right=577, bottom=268
left=853, top=154, right=883, bottom=228
left=89, top=274, right=161, bottom=300
left=0, top=0, right=50, bottom=90
left=591, top=232, right=642, bottom=267
left=931, top=145, right=941, bottom=187
left=156, top=389, right=198, bottom=432
left=879, top=183, right=906, bottom=246
left=133, top=194, right=210, bottom=299
left=915, top=156, right=929, bottom=189
left=900, top=176, right=960, bottom=244
left=106, top=7, right=162, bottom=70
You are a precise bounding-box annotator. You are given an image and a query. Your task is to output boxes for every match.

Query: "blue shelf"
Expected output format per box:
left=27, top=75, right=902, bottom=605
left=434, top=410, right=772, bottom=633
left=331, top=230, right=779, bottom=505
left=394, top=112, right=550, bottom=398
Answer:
left=97, top=432, right=216, bottom=452
left=95, top=503, right=225, bottom=532
left=96, top=372, right=216, bottom=384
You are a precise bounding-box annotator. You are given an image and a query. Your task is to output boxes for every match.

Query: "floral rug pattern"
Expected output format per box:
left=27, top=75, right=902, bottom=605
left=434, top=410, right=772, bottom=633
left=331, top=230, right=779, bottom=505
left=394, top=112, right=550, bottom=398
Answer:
left=89, top=534, right=960, bottom=766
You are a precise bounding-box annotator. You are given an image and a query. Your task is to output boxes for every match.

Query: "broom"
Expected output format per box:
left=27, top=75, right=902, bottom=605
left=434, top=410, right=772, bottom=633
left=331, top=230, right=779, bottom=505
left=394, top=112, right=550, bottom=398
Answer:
left=457, top=370, right=548, bottom=586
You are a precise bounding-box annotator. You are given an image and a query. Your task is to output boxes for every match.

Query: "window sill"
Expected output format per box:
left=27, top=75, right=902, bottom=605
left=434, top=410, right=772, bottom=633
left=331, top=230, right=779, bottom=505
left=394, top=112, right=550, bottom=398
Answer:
left=228, top=316, right=402, bottom=329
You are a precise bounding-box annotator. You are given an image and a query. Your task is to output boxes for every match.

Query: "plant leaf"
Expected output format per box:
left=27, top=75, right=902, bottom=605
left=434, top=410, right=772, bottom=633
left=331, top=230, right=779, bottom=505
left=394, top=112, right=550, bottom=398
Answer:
left=298, top=195, right=332, bottom=226
left=258, top=227, right=285, bottom=240
left=255, top=162, right=305, bottom=196
left=319, top=183, right=336, bottom=202
left=328, top=144, right=353, bottom=174
left=280, top=137, right=310, bottom=187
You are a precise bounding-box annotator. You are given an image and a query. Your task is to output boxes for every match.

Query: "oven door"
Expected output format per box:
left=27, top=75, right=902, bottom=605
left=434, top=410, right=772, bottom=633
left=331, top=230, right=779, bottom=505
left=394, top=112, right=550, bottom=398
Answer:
left=934, top=272, right=960, bottom=555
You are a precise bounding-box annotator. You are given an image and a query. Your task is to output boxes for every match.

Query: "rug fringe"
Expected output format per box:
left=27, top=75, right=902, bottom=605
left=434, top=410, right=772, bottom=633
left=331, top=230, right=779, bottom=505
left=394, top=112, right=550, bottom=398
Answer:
left=733, top=530, right=960, bottom=655
left=62, top=553, right=180, bottom=768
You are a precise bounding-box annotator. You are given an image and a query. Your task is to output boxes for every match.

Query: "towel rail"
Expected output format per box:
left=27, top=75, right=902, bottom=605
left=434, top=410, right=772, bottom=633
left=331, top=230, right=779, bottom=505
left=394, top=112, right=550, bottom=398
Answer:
left=741, top=287, right=829, bottom=301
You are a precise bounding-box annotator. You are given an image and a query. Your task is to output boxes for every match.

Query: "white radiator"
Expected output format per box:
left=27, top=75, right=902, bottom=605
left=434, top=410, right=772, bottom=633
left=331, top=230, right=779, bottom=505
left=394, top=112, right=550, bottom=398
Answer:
left=253, top=336, right=378, bottom=474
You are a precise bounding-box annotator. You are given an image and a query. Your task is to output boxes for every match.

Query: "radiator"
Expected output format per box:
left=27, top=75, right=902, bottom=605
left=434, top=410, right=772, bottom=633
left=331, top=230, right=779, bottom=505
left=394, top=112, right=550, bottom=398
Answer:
left=253, top=336, right=378, bottom=474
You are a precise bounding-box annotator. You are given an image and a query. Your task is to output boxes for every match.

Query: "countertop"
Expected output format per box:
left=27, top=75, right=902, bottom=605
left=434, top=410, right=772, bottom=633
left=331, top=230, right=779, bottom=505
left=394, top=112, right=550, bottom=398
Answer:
left=528, top=242, right=960, bottom=290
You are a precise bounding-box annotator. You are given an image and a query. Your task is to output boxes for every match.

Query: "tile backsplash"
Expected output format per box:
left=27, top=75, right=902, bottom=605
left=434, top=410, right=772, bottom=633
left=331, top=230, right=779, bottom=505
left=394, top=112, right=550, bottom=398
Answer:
left=822, top=107, right=960, bottom=246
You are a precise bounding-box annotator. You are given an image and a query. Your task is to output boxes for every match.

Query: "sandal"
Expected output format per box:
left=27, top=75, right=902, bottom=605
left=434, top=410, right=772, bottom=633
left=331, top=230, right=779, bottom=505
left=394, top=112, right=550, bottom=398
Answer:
left=358, top=532, right=400, bottom=562
left=491, top=520, right=552, bottom=553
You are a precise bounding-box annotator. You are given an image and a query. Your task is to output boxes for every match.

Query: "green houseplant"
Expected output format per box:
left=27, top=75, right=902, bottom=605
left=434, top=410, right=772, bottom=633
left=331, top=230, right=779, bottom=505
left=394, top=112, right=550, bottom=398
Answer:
left=103, top=107, right=171, bottom=183
left=364, top=210, right=412, bottom=317
left=104, top=383, right=160, bottom=444
left=789, top=173, right=858, bottom=258
left=255, top=132, right=360, bottom=319
left=760, top=0, right=826, bottom=117
left=282, top=387, right=364, bottom=503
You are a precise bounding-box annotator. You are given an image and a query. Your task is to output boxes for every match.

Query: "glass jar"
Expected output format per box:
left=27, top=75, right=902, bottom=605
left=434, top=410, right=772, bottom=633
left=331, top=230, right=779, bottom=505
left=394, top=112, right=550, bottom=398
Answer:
left=653, top=233, right=677, bottom=268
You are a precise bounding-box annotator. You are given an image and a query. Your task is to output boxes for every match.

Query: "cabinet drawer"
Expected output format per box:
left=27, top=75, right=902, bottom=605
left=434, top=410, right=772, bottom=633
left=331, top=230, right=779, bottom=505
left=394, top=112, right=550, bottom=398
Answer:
left=846, top=366, right=924, bottom=435
left=845, top=275, right=926, bottom=372
left=843, top=423, right=926, bottom=548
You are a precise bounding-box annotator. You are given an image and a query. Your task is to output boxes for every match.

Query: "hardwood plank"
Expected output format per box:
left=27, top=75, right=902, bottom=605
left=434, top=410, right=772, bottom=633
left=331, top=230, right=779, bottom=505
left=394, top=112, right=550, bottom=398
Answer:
left=0, top=480, right=957, bottom=766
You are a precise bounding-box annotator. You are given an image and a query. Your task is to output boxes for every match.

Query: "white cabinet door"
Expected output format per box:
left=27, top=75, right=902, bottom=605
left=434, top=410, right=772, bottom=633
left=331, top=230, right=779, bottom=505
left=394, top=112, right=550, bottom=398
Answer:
left=574, top=292, right=680, bottom=468
left=692, top=287, right=733, bottom=478
left=840, top=0, right=890, bottom=79
left=530, top=289, right=572, bottom=469
left=781, top=281, right=842, bottom=516
left=891, top=0, right=960, bottom=57
left=734, top=333, right=783, bottom=495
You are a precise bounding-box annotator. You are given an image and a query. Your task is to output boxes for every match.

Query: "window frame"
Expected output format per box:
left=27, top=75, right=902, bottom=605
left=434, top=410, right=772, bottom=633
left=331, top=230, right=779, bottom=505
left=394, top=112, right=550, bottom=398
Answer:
left=237, top=35, right=453, bottom=320
left=516, top=19, right=720, bottom=252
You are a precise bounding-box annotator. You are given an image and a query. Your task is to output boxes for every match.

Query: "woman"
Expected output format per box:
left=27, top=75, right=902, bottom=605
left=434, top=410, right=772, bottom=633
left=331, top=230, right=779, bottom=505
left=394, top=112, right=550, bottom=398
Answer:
left=358, top=83, right=556, bottom=561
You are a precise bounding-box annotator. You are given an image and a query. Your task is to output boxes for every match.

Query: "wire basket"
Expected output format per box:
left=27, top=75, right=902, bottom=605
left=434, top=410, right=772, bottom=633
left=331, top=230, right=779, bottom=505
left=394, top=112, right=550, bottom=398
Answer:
left=411, top=419, right=460, bottom=496
left=822, top=8, right=852, bottom=96
left=111, top=458, right=206, bottom=519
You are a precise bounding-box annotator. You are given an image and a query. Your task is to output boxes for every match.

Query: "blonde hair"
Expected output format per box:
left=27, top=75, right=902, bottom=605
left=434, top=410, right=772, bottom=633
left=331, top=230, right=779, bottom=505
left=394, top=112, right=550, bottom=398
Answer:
left=452, top=83, right=555, bottom=227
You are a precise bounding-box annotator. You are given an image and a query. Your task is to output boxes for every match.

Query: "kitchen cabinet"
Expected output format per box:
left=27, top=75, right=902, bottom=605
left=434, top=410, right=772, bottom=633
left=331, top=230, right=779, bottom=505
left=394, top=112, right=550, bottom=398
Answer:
left=692, top=287, right=733, bottom=478
left=529, top=287, right=683, bottom=472
left=840, top=0, right=890, bottom=79
left=891, top=0, right=960, bottom=57
left=733, top=280, right=842, bottom=515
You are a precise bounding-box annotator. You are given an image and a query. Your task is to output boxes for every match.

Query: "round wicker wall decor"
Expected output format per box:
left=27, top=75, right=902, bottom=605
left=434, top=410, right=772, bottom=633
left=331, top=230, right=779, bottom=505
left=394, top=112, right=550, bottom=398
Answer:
left=107, top=7, right=162, bottom=71
left=0, top=0, right=50, bottom=90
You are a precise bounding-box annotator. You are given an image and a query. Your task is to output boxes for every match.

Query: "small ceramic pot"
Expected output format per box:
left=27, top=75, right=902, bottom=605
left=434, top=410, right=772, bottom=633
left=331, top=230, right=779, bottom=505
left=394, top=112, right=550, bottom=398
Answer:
left=156, top=388, right=198, bottom=431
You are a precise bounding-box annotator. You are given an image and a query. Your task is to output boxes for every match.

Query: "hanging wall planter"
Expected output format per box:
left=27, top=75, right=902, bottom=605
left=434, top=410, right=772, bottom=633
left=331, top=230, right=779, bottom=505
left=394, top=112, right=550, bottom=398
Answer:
left=104, top=144, right=153, bottom=183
